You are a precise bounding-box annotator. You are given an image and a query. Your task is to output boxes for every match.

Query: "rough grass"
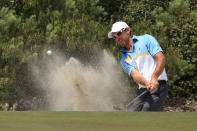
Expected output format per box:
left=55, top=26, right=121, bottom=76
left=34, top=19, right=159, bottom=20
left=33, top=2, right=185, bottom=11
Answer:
left=0, top=111, right=196, bottom=131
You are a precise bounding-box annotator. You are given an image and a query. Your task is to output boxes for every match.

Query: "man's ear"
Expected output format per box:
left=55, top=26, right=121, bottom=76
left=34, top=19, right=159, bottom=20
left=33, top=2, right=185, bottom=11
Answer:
left=126, top=27, right=130, bottom=33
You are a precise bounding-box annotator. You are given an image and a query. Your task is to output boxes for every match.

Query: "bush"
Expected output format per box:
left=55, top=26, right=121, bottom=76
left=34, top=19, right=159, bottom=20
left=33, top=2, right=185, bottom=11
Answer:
left=116, top=0, right=197, bottom=99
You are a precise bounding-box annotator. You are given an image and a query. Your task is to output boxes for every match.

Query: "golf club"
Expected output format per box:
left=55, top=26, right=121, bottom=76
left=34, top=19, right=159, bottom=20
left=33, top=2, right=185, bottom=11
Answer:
left=126, top=88, right=150, bottom=111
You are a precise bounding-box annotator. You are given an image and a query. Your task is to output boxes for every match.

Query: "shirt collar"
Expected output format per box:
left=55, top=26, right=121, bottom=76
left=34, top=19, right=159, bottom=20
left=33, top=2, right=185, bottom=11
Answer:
left=120, top=35, right=138, bottom=53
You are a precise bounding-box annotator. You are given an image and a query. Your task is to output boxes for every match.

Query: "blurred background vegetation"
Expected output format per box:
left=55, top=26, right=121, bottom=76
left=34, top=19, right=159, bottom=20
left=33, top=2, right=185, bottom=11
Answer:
left=0, top=0, right=196, bottom=106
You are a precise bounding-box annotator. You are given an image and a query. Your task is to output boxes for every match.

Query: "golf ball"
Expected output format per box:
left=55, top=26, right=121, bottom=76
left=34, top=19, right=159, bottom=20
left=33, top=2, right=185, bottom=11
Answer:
left=47, top=50, right=52, bottom=55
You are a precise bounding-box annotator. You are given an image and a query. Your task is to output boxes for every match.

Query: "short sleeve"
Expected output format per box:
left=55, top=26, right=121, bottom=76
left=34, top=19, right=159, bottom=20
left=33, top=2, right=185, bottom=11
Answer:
left=144, top=34, right=163, bottom=56
left=120, top=59, right=135, bottom=77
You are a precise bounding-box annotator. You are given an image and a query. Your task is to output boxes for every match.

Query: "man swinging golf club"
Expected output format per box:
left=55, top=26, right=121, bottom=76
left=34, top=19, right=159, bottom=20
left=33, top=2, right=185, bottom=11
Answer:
left=108, top=21, right=168, bottom=111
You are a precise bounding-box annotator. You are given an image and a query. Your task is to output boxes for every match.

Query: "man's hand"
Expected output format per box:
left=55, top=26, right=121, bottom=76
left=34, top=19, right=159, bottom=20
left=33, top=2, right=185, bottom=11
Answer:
left=145, top=81, right=152, bottom=91
left=149, top=75, right=159, bottom=91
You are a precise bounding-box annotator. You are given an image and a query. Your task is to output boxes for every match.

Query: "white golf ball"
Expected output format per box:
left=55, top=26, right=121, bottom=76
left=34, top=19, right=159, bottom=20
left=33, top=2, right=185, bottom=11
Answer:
left=47, top=50, right=52, bottom=55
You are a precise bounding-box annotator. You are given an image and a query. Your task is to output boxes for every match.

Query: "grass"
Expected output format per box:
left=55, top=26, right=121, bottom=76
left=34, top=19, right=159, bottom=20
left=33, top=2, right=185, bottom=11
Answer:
left=0, top=111, right=196, bottom=131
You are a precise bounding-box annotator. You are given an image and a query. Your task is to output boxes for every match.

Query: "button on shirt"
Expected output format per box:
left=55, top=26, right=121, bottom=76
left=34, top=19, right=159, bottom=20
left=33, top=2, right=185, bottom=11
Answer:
left=120, top=34, right=167, bottom=88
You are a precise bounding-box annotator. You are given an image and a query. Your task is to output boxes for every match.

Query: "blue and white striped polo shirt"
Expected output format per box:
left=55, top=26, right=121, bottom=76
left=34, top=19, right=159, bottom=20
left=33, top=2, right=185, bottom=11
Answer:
left=120, top=34, right=167, bottom=88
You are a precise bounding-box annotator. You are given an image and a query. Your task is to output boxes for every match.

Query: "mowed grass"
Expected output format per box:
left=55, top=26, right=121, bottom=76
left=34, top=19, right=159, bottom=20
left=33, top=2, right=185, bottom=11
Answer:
left=0, top=111, right=196, bottom=131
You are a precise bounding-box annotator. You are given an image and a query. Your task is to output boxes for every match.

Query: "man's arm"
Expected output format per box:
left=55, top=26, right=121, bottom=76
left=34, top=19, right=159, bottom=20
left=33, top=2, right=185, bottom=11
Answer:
left=131, top=69, right=151, bottom=89
left=150, top=52, right=166, bottom=91
left=153, top=52, right=166, bottom=78
left=120, top=56, right=150, bottom=89
left=144, top=34, right=166, bottom=91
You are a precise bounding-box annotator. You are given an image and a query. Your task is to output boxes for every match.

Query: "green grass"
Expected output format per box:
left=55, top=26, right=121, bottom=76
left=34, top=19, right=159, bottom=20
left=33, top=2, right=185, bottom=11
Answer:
left=0, top=111, right=196, bottom=131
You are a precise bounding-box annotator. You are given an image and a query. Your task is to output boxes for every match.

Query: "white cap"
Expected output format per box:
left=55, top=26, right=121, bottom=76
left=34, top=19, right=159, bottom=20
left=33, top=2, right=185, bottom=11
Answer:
left=108, top=21, right=129, bottom=38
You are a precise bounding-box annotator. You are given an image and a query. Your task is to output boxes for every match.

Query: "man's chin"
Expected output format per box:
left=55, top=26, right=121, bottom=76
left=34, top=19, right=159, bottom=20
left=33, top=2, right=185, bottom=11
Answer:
left=125, top=43, right=130, bottom=49
left=120, top=42, right=129, bottom=49
left=121, top=45, right=126, bottom=48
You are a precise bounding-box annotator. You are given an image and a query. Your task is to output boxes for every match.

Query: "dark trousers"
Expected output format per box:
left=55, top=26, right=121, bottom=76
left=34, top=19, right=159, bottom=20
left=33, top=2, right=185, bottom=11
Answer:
left=130, top=80, right=168, bottom=111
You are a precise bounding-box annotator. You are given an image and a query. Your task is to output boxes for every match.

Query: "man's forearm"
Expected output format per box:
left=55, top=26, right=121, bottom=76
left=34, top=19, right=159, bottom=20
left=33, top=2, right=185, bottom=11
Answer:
left=131, top=69, right=149, bottom=86
left=152, top=52, right=166, bottom=79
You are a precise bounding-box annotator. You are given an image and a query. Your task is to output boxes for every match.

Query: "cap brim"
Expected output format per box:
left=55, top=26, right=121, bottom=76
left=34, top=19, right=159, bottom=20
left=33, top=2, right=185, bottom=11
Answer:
left=108, top=32, right=113, bottom=39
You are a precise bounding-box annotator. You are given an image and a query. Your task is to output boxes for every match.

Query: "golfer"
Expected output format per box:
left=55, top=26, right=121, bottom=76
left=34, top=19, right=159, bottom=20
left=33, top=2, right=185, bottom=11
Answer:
left=108, top=21, right=168, bottom=111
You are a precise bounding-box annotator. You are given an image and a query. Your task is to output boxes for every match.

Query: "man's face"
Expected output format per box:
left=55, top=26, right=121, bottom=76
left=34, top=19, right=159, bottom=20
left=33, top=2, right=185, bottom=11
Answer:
left=112, top=28, right=130, bottom=48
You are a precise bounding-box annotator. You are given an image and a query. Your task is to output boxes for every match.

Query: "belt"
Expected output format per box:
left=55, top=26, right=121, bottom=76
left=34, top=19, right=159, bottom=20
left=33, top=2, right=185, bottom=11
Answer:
left=158, top=80, right=167, bottom=85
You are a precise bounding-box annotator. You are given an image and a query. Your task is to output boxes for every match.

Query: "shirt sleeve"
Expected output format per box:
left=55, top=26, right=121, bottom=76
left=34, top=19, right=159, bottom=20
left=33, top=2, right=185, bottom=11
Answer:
left=120, top=59, right=135, bottom=77
left=144, top=34, right=163, bottom=56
